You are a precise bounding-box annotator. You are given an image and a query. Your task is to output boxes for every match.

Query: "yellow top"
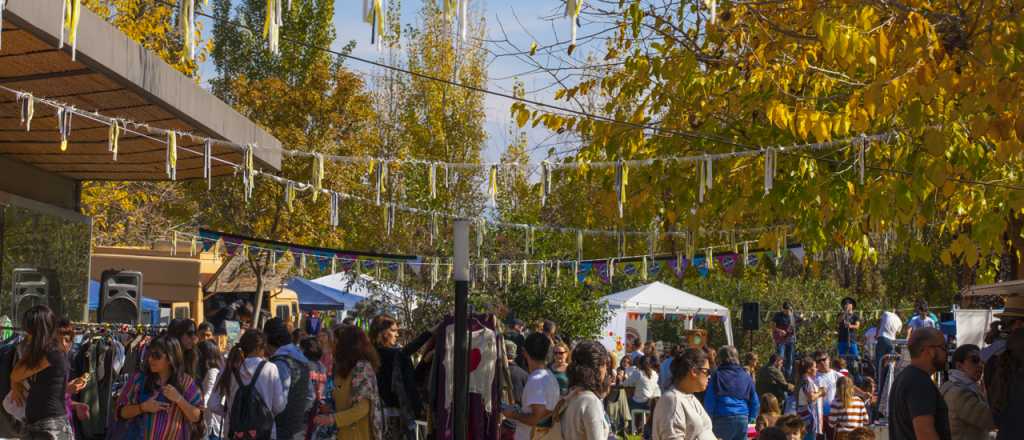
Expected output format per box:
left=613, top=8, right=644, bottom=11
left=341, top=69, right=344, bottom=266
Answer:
left=333, top=373, right=371, bottom=440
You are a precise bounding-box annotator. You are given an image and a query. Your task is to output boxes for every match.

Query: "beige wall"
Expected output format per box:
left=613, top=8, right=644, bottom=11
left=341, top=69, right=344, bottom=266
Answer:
left=91, top=247, right=220, bottom=322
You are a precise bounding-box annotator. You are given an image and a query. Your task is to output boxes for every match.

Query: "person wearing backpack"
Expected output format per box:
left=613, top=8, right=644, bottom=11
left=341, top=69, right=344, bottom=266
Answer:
left=311, top=324, right=383, bottom=439
left=263, top=318, right=315, bottom=440
left=208, top=330, right=287, bottom=440
left=113, top=335, right=203, bottom=439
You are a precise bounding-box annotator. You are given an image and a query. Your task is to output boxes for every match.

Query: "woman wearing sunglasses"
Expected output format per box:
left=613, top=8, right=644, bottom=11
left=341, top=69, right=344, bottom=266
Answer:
left=940, top=344, right=994, bottom=440
left=113, top=336, right=203, bottom=439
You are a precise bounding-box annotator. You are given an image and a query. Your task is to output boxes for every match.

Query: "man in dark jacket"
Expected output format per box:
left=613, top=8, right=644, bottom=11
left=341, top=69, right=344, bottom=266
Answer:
left=756, top=353, right=793, bottom=404
left=264, top=317, right=314, bottom=440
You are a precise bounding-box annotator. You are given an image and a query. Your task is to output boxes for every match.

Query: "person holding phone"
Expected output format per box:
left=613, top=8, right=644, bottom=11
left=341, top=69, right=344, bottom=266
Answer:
left=114, top=336, right=203, bottom=439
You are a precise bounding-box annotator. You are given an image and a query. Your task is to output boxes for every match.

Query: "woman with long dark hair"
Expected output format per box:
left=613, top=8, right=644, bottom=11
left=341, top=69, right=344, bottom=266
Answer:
left=168, top=318, right=200, bottom=379
left=990, top=328, right=1024, bottom=439
left=196, top=340, right=224, bottom=440
left=558, top=341, right=612, bottom=439
left=10, top=305, right=72, bottom=439
left=311, top=324, right=382, bottom=440
left=208, top=330, right=286, bottom=438
left=113, top=336, right=203, bottom=439
left=368, top=315, right=431, bottom=438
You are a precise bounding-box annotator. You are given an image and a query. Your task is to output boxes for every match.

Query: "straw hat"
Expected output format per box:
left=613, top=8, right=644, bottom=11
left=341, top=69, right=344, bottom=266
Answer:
left=996, top=295, right=1024, bottom=319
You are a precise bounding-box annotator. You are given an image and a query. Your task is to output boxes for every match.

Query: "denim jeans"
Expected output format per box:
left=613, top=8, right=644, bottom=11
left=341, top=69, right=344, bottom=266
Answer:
left=711, top=415, right=748, bottom=440
left=25, top=416, right=73, bottom=440
left=875, top=337, right=894, bottom=392
left=776, top=341, right=795, bottom=378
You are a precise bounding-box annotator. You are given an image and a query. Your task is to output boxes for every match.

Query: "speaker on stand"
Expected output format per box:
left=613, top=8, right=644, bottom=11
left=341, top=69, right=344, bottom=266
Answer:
left=98, top=270, right=142, bottom=324
left=11, top=268, right=57, bottom=326
left=741, top=302, right=761, bottom=352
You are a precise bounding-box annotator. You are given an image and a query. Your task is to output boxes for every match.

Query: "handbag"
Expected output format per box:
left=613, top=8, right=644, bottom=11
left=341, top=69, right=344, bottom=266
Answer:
left=530, top=390, right=582, bottom=440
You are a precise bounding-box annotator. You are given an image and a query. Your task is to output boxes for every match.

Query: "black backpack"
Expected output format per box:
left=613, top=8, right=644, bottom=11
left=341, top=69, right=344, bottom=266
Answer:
left=269, top=354, right=312, bottom=440
left=227, top=361, right=275, bottom=440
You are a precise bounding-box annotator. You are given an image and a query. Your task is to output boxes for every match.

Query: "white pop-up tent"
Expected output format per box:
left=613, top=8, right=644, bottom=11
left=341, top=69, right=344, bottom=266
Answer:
left=599, top=282, right=734, bottom=356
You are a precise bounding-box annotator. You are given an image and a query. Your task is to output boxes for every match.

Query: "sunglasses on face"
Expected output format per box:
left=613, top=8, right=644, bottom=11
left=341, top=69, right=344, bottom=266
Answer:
left=816, top=358, right=828, bottom=362
left=554, top=351, right=567, bottom=355
left=148, top=351, right=166, bottom=360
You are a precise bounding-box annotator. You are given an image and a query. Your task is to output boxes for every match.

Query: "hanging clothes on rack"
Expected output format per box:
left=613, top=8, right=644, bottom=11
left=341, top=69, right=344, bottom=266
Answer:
left=428, top=314, right=512, bottom=440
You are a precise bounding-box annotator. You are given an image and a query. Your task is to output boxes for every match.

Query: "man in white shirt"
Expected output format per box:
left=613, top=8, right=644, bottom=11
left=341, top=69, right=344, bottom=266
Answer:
left=875, top=308, right=903, bottom=388
left=502, top=332, right=561, bottom=440
left=813, top=351, right=841, bottom=429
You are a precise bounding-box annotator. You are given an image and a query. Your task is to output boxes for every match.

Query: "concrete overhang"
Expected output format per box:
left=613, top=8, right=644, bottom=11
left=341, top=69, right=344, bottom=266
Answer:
left=0, top=0, right=282, bottom=181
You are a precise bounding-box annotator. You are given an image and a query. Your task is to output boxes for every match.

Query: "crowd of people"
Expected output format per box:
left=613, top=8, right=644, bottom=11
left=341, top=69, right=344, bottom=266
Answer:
left=1, top=295, right=1023, bottom=440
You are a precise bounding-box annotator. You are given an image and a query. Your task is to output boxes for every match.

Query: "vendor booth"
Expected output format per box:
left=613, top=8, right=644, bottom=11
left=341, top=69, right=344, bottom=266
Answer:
left=599, top=281, right=734, bottom=357
left=286, top=277, right=365, bottom=311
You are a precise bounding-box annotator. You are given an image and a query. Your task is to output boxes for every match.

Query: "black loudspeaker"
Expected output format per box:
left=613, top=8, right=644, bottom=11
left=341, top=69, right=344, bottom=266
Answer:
left=99, top=270, right=142, bottom=324
left=741, top=302, right=761, bottom=331
left=11, top=268, right=58, bottom=325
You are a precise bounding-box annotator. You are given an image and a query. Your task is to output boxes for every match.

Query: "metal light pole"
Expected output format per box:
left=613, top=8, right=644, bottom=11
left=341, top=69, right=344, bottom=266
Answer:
left=453, top=220, right=470, bottom=440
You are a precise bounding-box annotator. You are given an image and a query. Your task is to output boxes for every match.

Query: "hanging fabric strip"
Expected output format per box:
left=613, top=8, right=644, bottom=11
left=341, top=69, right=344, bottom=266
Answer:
left=565, top=0, right=582, bottom=46
left=312, top=153, right=324, bottom=201
left=705, top=0, right=717, bottom=24
left=475, top=219, right=485, bottom=257
left=686, top=233, right=695, bottom=262
left=608, top=258, right=615, bottom=283
left=521, top=260, right=528, bottom=284
left=329, top=191, right=340, bottom=228
left=243, top=144, right=255, bottom=201
left=648, top=224, right=657, bottom=257
left=459, top=0, right=468, bottom=41
left=447, top=258, right=454, bottom=280
left=706, top=247, right=714, bottom=270
left=525, top=226, right=533, bottom=256
left=166, top=131, right=177, bottom=180
left=641, top=256, right=648, bottom=281
left=488, top=165, right=498, bottom=206
left=573, top=261, right=579, bottom=286
left=538, top=262, right=545, bottom=288
left=203, top=140, right=213, bottom=190
left=431, top=258, right=438, bottom=288
left=576, top=230, right=583, bottom=261
left=171, top=232, right=178, bottom=256
left=615, top=160, right=627, bottom=218
left=706, top=157, right=714, bottom=191
left=386, top=204, right=396, bottom=236
left=374, top=160, right=386, bottom=206
left=190, top=236, right=197, bottom=256
left=299, top=253, right=306, bottom=272
left=698, top=159, right=705, bottom=204
left=540, top=160, right=551, bottom=206
left=284, top=181, right=295, bottom=213
left=331, top=257, right=337, bottom=274
left=107, top=118, right=120, bottom=160
left=676, top=252, right=683, bottom=273
left=764, top=147, right=776, bottom=194
left=497, top=262, right=504, bottom=287
left=555, top=261, right=561, bottom=282
left=481, top=259, right=488, bottom=283
left=429, top=212, right=438, bottom=245
left=364, top=0, right=384, bottom=45
left=60, top=0, right=82, bottom=60
left=428, top=163, right=437, bottom=199
left=179, top=0, right=196, bottom=60
left=57, top=107, right=72, bottom=151
left=743, top=241, right=750, bottom=265
left=17, top=93, right=34, bottom=131
left=263, top=0, right=282, bottom=54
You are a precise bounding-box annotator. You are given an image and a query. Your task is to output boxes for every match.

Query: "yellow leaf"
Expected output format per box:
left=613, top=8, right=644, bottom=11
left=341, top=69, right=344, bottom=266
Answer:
left=515, top=108, right=530, bottom=128
left=923, top=129, right=946, bottom=156
left=529, top=41, right=538, bottom=56
left=877, top=30, right=888, bottom=64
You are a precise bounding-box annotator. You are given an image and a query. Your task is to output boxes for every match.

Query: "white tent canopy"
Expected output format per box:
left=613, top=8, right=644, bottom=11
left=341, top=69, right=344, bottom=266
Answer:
left=599, top=282, right=734, bottom=354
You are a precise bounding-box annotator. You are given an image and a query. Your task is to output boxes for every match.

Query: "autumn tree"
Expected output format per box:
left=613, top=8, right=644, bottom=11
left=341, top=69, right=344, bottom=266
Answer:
left=516, top=0, right=1024, bottom=300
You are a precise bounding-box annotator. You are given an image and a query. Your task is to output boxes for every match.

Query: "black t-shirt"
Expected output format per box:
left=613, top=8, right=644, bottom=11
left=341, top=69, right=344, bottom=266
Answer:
left=888, top=365, right=952, bottom=440
left=772, top=312, right=792, bottom=329
left=25, top=349, right=70, bottom=424
left=837, top=312, right=860, bottom=342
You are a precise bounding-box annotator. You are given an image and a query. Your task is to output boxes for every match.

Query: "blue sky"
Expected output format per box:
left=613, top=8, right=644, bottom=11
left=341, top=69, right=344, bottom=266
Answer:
left=199, top=0, right=600, bottom=166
